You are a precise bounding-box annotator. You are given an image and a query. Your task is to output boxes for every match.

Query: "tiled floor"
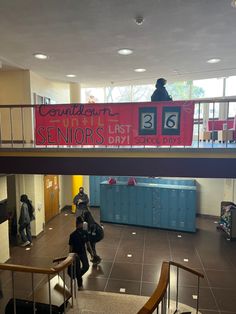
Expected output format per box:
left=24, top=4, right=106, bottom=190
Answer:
left=1, top=209, right=236, bottom=314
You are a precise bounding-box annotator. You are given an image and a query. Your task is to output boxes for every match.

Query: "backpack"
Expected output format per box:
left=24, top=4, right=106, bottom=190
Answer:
left=28, top=201, right=35, bottom=221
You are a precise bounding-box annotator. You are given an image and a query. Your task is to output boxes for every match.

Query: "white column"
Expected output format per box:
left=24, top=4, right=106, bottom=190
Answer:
left=70, top=83, right=81, bottom=103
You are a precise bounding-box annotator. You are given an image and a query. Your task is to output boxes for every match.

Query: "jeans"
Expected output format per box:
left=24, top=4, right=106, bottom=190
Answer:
left=19, top=223, right=32, bottom=243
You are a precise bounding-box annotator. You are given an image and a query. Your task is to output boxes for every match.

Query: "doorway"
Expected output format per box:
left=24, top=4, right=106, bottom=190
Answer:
left=44, top=175, right=59, bottom=223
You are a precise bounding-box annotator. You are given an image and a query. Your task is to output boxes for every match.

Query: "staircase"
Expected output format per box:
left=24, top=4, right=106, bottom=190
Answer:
left=66, top=290, right=198, bottom=314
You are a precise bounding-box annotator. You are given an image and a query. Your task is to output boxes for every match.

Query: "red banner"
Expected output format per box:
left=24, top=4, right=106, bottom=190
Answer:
left=35, top=101, right=194, bottom=146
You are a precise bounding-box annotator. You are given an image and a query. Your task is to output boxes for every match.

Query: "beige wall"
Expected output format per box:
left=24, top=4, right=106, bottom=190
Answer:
left=0, top=176, right=7, bottom=200
left=59, top=175, right=72, bottom=209
left=30, top=72, right=70, bottom=104
left=0, top=70, right=32, bottom=142
left=0, top=70, right=31, bottom=105
left=0, top=220, right=10, bottom=262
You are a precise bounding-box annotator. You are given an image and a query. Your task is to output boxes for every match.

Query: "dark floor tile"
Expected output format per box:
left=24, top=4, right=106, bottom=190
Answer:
left=169, top=267, right=208, bottom=288
left=172, top=286, right=218, bottom=311
left=144, top=248, right=171, bottom=264
left=171, top=252, right=203, bottom=269
left=82, top=277, right=107, bottom=291
left=110, top=262, right=142, bottom=281
left=105, top=279, right=140, bottom=295
left=212, top=288, right=236, bottom=312
left=95, top=247, right=117, bottom=262
left=115, top=248, right=143, bottom=263
left=199, top=253, right=235, bottom=271
left=142, top=263, right=162, bottom=283
left=206, top=269, right=236, bottom=289
left=141, top=282, right=158, bottom=297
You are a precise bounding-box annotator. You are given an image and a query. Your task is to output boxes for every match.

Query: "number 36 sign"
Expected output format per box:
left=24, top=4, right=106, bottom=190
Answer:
left=137, top=102, right=193, bottom=145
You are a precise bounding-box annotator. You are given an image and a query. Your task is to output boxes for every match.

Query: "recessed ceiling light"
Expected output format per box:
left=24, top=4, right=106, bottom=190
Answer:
left=33, top=53, right=48, bottom=60
left=134, top=68, right=146, bottom=72
left=118, top=48, right=133, bottom=55
left=207, top=58, right=221, bottom=64
left=66, top=74, right=76, bottom=78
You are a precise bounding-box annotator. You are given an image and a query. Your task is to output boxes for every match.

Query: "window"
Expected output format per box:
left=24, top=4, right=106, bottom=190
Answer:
left=225, top=76, right=236, bottom=96
left=132, top=84, right=154, bottom=102
left=81, top=88, right=105, bottom=103
left=192, top=78, right=223, bottom=98
left=105, top=86, right=131, bottom=103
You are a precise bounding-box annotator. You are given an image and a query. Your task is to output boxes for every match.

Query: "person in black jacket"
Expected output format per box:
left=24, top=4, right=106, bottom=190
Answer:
left=83, top=211, right=104, bottom=265
left=73, top=187, right=89, bottom=217
left=68, top=216, right=95, bottom=289
left=151, top=78, right=172, bottom=102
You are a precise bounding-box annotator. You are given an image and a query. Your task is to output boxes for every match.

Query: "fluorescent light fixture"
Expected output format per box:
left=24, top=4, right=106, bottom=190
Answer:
left=66, top=74, right=76, bottom=78
left=118, top=48, right=133, bottom=55
left=33, top=53, right=48, bottom=60
left=183, top=258, right=189, bottom=262
left=134, top=68, right=146, bottom=72
left=127, top=254, right=132, bottom=258
left=207, top=58, right=221, bottom=64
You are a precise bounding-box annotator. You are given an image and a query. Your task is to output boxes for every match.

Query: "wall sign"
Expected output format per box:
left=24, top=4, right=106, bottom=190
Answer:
left=35, top=101, right=194, bottom=146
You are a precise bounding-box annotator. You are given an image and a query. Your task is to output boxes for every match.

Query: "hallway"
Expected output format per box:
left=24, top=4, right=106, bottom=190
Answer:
left=1, top=208, right=236, bottom=314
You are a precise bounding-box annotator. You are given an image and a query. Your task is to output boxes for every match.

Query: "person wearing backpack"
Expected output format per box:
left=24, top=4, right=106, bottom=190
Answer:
left=18, top=194, right=35, bottom=247
left=83, top=211, right=104, bottom=265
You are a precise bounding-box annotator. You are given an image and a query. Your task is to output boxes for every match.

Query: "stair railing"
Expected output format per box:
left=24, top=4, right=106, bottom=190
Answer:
left=137, top=261, right=204, bottom=314
left=0, top=252, right=75, bottom=313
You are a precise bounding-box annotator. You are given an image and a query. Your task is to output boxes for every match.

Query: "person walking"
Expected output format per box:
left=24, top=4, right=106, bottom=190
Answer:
left=73, top=187, right=89, bottom=217
left=151, top=78, right=172, bottom=102
left=18, top=194, right=34, bottom=247
left=68, top=216, right=95, bottom=289
left=83, top=211, right=104, bottom=265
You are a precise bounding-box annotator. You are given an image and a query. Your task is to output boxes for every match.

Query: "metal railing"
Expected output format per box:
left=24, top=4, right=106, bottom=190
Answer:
left=137, top=261, right=204, bottom=314
left=0, top=253, right=75, bottom=313
left=0, top=97, right=236, bottom=150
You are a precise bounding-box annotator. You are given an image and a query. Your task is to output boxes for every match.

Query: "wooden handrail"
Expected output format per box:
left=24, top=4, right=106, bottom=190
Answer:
left=137, top=262, right=170, bottom=314
left=137, top=261, right=204, bottom=314
left=0, top=253, right=75, bottom=275
left=169, top=261, right=204, bottom=278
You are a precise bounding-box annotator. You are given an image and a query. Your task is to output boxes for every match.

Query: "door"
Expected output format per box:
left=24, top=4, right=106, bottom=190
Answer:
left=44, top=175, right=59, bottom=223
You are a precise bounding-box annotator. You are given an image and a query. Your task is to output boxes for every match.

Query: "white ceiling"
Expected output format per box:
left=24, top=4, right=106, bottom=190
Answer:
left=0, top=0, right=236, bottom=86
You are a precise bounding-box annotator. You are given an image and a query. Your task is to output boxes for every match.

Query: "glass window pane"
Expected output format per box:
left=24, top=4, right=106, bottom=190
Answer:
left=209, top=103, right=220, bottom=119
left=81, top=88, right=104, bottom=103
left=132, top=84, right=154, bottom=102
left=192, top=78, right=223, bottom=98
left=166, top=81, right=191, bottom=100
left=194, top=103, right=203, bottom=119
left=228, top=102, right=236, bottom=118
left=105, top=86, right=131, bottom=102
left=225, top=76, right=236, bottom=96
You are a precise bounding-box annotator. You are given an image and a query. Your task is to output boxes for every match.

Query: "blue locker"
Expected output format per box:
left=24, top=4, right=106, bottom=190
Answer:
left=100, top=179, right=196, bottom=232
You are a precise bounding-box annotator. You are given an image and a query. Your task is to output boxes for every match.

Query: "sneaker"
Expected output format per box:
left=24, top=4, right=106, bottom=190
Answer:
left=92, top=256, right=102, bottom=265
left=77, top=278, right=83, bottom=289
left=21, top=241, right=30, bottom=247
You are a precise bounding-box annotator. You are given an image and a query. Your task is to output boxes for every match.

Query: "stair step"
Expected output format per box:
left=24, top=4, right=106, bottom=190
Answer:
left=66, top=290, right=200, bottom=314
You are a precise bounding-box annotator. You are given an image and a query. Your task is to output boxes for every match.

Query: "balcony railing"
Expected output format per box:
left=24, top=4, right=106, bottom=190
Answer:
left=0, top=97, right=236, bottom=150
